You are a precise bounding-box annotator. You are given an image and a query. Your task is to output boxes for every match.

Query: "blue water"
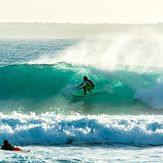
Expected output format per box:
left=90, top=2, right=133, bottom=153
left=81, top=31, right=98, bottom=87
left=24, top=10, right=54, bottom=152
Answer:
left=1, top=39, right=163, bottom=162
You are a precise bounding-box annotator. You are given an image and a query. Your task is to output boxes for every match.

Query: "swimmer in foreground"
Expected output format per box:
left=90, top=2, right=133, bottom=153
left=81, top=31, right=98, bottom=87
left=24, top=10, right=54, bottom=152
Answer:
left=1, top=140, right=14, bottom=150
left=1, top=139, right=28, bottom=152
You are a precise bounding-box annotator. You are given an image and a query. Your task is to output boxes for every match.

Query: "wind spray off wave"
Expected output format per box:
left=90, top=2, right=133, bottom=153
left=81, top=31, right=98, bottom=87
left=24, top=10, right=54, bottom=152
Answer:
left=29, top=35, right=163, bottom=70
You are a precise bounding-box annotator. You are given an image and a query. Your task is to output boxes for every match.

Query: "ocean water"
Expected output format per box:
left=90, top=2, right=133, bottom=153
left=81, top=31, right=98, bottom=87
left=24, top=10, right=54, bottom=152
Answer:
left=1, top=38, right=163, bottom=162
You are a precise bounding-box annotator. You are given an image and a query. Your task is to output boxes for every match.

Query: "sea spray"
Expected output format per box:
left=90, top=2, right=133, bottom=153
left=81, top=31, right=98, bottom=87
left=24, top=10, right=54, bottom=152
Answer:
left=29, top=38, right=163, bottom=70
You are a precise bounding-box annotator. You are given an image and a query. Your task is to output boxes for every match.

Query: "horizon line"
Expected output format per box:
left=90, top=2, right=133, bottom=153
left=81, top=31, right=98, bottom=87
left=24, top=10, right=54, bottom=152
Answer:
left=0, top=21, right=162, bottom=25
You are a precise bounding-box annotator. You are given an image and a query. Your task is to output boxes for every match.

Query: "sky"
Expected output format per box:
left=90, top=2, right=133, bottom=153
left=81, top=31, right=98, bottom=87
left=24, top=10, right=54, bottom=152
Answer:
left=0, top=0, right=163, bottom=23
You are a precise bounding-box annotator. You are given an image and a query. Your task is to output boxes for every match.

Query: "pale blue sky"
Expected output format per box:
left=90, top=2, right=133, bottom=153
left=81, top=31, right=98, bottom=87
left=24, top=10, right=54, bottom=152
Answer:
left=0, top=0, right=163, bottom=23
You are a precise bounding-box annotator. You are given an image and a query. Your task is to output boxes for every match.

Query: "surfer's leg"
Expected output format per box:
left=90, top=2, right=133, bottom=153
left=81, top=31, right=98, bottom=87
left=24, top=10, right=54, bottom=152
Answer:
left=83, top=86, right=87, bottom=95
left=87, top=86, right=93, bottom=93
left=88, top=89, right=92, bottom=93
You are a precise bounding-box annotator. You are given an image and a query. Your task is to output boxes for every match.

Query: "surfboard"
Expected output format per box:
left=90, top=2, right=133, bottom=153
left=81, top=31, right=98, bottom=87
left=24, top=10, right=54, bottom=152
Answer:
left=13, top=147, right=23, bottom=151
left=13, top=147, right=30, bottom=152
left=72, top=92, right=98, bottom=97
left=1, top=148, right=30, bottom=152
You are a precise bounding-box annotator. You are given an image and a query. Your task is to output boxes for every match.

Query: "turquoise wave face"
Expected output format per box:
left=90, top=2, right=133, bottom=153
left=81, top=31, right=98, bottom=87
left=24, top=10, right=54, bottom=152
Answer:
left=0, top=64, right=74, bottom=99
left=0, top=63, right=163, bottom=114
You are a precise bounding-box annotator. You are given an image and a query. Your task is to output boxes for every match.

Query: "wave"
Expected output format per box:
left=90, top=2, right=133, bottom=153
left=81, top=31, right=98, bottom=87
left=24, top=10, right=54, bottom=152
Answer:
left=0, top=112, right=163, bottom=146
left=1, top=63, right=163, bottom=113
left=24, top=37, right=163, bottom=111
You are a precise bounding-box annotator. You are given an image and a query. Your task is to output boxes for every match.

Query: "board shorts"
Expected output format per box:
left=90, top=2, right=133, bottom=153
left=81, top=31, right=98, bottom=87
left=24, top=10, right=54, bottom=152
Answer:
left=86, top=85, right=94, bottom=90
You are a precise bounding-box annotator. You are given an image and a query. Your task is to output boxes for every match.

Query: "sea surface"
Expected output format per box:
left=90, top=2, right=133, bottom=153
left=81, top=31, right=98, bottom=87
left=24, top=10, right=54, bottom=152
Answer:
left=0, top=38, right=163, bottom=162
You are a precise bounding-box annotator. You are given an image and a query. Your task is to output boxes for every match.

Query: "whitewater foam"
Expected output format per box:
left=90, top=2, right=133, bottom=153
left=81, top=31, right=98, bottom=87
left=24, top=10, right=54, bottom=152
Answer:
left=0, top=112, right=163, bottom=146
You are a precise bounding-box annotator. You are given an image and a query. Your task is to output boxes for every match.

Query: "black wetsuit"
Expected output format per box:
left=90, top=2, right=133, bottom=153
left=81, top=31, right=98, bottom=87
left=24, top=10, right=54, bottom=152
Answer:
left=1, top=144, right=14, bottom=150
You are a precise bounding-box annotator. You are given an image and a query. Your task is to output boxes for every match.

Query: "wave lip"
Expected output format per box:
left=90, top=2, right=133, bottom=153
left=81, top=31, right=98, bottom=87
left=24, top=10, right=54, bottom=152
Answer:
left=0, top=113, right=163, bottom=146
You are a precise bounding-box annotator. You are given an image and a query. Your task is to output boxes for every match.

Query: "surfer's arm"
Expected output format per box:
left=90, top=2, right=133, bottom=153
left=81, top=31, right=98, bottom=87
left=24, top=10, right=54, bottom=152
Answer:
left=76, top=82, right=85, bottom=89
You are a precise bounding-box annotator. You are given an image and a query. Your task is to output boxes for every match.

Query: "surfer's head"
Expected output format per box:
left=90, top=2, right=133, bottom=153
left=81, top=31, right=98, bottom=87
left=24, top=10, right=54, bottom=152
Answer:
left=3, top=140, right=9, bottom=145
left=83, top=76, right=88, bottom=81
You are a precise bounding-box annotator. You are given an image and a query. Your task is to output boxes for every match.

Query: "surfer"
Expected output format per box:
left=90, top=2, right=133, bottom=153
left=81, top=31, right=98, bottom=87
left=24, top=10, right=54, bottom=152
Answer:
left=1, top=140, right=14, bottom=150
left=76, top=76, right=95, bottom=95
